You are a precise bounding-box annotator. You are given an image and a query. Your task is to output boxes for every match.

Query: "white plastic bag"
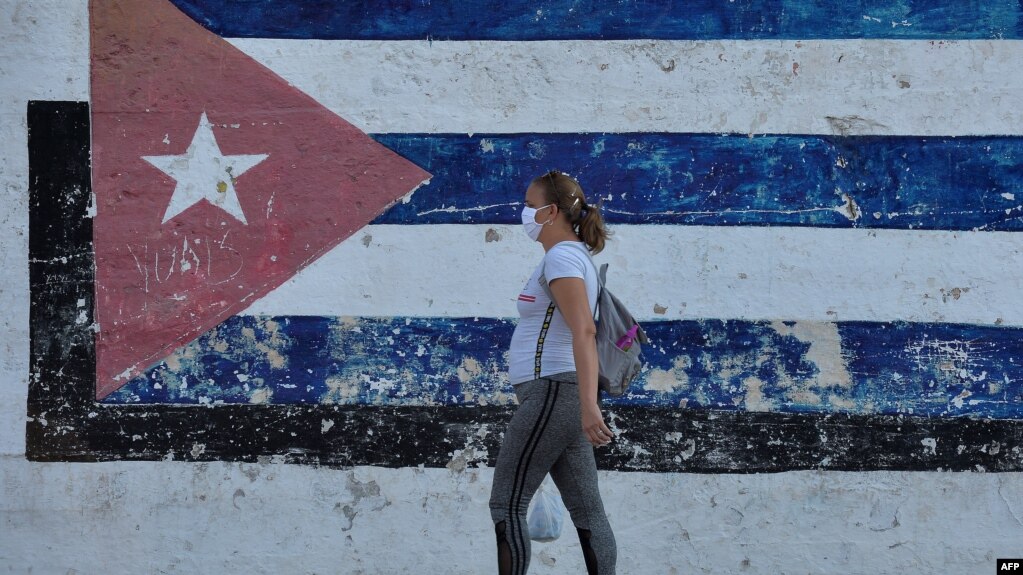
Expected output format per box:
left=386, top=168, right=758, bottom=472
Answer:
left=527, top=480, right=564, bottom=542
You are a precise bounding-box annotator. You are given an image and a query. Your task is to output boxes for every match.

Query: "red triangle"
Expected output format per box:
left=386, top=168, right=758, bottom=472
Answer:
left=90, top=0, right=431, bottom=399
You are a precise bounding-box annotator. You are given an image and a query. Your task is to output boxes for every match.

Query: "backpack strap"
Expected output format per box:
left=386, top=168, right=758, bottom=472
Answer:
left=533, top=302, right=556, bottom=379
left=541, top=244, right=649, bottom=346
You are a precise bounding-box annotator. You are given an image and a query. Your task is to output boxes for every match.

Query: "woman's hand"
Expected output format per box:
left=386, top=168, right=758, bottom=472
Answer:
left=581, top=401, right=613, bottom=447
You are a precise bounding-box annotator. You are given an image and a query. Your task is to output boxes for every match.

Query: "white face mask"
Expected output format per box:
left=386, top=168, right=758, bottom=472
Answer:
left=521, top=203, right=554, bottom=241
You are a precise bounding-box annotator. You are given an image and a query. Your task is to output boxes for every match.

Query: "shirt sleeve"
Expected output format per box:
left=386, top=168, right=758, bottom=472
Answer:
left=544, top=245, right=588, bottom=281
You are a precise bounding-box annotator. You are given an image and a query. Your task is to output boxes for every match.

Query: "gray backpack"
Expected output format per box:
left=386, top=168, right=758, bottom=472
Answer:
left=539, top=244, right=648, bottom=396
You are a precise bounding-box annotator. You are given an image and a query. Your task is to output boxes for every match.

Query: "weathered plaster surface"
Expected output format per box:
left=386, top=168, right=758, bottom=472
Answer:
left=244, top=224, right=1023, bottom=326
left=0, top=0, right=89, bottom=456
left=366, top=133, right=1023, bottom=231
left=3, top=458, right=1022, bottom=574
left=108, top=316, right=1023, bottom=421
left=3, top=1, right=1023, bottom=573
left=233, top=38, right=1023, bottom=136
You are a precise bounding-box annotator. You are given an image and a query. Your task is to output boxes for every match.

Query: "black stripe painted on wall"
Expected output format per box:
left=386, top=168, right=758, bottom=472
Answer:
left=27, top=100, right=98, bottom=459
left=26, top=101, right=1023, bottom=472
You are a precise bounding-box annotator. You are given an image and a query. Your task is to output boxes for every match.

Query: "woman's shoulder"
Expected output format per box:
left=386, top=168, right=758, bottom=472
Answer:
left=545, top=242, right=593, bottom=272
left=546, top=241, right=590, bottom=260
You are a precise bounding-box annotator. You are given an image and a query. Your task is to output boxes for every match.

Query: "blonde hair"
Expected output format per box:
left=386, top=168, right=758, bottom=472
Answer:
left=532, top=170, right=609, bottom=254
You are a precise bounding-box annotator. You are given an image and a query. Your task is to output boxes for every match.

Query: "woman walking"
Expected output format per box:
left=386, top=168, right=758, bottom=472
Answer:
left=489, top=170, right=617, bottom=574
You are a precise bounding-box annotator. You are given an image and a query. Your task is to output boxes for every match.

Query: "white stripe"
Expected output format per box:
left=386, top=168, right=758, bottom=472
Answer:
left=229, top=38, right=1023, bottom=136
left=241, top=224, right=1023, bottom=326
left=3, top=459, right=1010, bottom=574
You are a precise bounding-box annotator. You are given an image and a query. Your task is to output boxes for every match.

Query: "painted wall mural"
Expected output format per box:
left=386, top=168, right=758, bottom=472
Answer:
left=88, top=0, right=430, bottom=399
left=27, top=0, right=1023, bottom=472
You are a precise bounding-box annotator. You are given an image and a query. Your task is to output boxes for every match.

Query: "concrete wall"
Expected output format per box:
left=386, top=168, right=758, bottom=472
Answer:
left=3, top=1, right=1023, bottom=573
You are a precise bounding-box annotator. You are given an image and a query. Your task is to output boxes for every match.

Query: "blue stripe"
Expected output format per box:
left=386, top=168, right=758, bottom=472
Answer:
left=170, top=0, right=1023, bottom=40
left=105, top=316, right=1023, bottom=420
left=372, top=133, right=1023, bottom=231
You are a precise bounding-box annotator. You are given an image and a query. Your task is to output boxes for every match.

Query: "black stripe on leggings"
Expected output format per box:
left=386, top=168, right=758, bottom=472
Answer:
left=508, top=381, right=561, bottom=574
left=505, top=383, right=552, bottom=571
left=507, top=383, right=554, bottom=573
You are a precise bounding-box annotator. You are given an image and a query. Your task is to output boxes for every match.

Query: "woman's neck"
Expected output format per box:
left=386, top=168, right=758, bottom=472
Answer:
left=540, top=227, right=582, bottom=252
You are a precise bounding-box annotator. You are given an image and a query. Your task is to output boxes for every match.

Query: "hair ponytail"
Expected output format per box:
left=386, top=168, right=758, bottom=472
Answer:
left=577, top=199, right=609, bottom=255
left=531, top=170, right=610, bottom=254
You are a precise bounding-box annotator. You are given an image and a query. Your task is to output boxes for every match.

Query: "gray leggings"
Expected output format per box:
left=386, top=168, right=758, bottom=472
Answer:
left=488, top=376, right=617, bottom=574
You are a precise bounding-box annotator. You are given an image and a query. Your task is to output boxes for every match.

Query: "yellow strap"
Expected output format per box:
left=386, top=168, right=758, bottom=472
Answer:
left=534, top=302, right=556, bottom=378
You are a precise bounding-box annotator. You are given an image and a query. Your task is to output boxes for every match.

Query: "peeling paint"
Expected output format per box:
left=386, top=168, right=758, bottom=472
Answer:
left=374, top=133, right=1023, bottom=231
left=643, top=356, right=691, bottom=393
left=323, top=375, right=362, bottom=404
left=742, top=377, right=773, bottom=411
left=771, top=320, right=854, bottom=389
left=457, top=357, right=482, bottom=383
left=172, top=1, right=1023, bottom=41
left=249, top=387, right=272, bottom=404
left=336, top=472, right=390, bottom=531
left=835, top=192, right=861, bottom=221
left=24, top=55, right=1023, bottom=485
left=97, top=317, right=1023, bottom=415
left=826, top=115, right=889, bottom=136
left=940, top=287, right=970, bottom=303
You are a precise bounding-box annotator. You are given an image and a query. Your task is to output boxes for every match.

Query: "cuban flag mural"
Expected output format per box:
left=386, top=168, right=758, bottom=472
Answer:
left=27, top=0, right=1023, bottom=473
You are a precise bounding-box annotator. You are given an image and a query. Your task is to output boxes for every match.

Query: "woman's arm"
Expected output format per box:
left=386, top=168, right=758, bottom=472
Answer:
left=549, top=277, right=613, bottom=447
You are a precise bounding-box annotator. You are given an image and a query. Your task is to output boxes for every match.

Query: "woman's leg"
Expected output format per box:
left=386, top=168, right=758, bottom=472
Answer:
left=549, top=415, right=617, bottom=575
left=488, top=379, right=577, bottom=574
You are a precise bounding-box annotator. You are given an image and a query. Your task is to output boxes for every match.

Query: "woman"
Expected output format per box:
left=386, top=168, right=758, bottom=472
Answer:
left=488, top=170, right=617, bottom=574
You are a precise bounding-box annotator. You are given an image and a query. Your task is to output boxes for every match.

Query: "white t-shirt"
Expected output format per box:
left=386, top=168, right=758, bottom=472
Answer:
left=508, top=242, right=599, bottom=385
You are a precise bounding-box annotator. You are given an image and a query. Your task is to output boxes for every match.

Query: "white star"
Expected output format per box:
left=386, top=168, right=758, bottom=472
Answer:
left=143, top=112, right=268, bottom=224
